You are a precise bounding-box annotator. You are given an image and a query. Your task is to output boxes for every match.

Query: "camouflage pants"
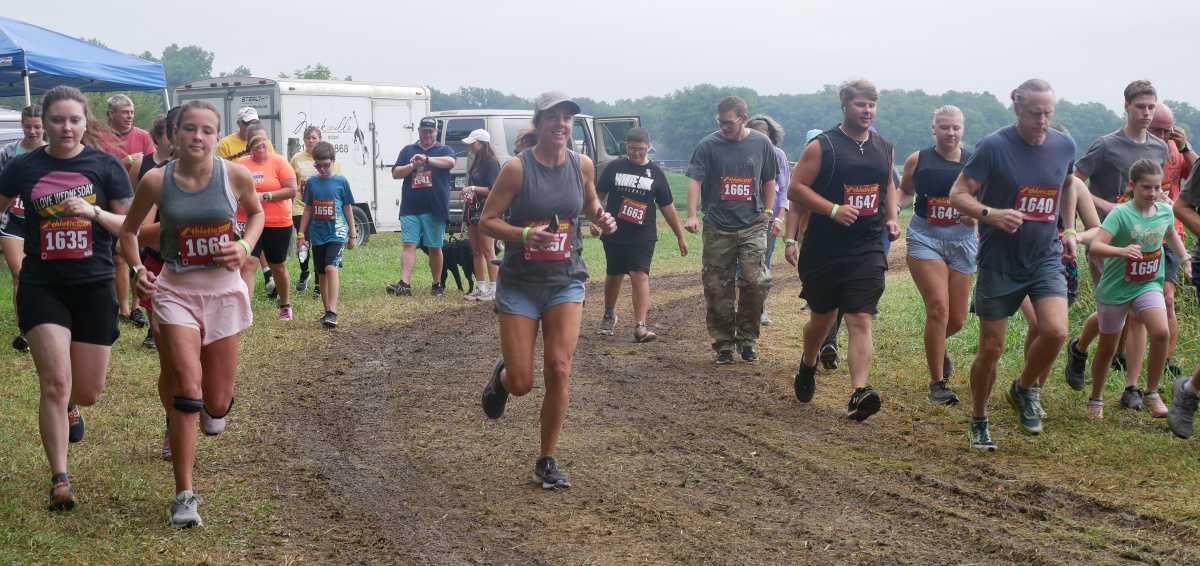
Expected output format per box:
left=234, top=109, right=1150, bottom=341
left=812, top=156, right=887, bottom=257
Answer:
left=702, top=221, right=772, bottom=352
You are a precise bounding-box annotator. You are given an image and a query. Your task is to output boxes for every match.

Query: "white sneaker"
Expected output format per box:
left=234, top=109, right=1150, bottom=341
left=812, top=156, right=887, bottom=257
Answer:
left=169, top=490, right=203, bottom=528
left=463, top=287, right=481, bottom=301
left=200, top=410, right=225, bottom=436
left=479, top=282, right=496, bottom=301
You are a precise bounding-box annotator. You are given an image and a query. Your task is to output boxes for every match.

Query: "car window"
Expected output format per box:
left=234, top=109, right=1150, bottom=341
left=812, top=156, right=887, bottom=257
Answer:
left=572, top=119, right=593, bottom=159
left=441, top=118, right=485, bottom=157
left=597, top=120, right=636, bottom=158
left=503, top=117, right=532, bottom=156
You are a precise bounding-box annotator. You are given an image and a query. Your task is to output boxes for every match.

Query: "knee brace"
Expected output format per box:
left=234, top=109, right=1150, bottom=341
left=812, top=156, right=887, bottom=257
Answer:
left=173, top=396, right=204, bottom=413
left=205, top=397, right=235, bottom=419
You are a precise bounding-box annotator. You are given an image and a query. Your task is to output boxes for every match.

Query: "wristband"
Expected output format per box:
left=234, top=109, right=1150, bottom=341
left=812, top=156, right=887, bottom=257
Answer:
left=521, top=226, right=531, bottom=243
left=830, top=204, right=840, bottom=217
left=237, top=239, right=253, bottom=256
left=264, top=192, right=272, bottom=201
left=1062, top=229, right=1078, bottom=237
left=1179, top=144, right=1191, bottom=154
left=784, top=238, right=798, bottom=247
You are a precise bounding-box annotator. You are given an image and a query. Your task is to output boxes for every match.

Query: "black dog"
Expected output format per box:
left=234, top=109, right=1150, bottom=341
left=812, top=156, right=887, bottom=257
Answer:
left=419, top=237, right=475, bottom=293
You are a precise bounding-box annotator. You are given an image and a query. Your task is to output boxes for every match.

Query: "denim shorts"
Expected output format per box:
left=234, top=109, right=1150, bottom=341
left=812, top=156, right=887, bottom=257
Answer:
left=495, top=279, right=586, bottom=320
left=401, top=212, right=446, bottom=248
left=1164, top=246, right=1181, bottom=285
left=974, top=260, right=1068, bottom=321
left=905, top=216, right=978, bottom=275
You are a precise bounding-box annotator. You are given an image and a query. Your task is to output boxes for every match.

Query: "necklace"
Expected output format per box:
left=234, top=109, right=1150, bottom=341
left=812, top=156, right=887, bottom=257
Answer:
left=839, top=126, right=869, bottom=155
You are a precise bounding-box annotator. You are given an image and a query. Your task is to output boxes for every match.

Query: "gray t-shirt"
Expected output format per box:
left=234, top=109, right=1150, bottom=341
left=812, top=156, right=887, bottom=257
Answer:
left=1076, top=129, right=1168, bottom=205
left=686, top=130, right=778, bottom=231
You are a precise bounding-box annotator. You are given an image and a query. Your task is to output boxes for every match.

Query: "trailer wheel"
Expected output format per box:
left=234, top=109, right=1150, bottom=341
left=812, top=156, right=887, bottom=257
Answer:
left=353, top=206, right=371, bottom=246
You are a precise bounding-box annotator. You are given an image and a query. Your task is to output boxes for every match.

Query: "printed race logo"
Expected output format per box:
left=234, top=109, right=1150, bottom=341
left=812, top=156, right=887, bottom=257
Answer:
left=30, top=171, right=95, bottom=219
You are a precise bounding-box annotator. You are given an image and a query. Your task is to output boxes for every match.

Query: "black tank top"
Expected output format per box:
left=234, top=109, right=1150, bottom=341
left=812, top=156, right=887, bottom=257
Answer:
left=798, top=127, right=894, bottom=276
left=138, top=153, right=160, bottom=181
left=913, top=147, right=970, bottom=219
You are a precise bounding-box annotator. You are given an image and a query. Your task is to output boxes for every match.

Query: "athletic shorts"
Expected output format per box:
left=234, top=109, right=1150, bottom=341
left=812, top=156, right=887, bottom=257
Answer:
left=602, top=239, right=655, bottom=275
left=137, top=249, right=165, bottom=311
left=1097, top=290, right=1166, bottom=334
left=401, top=213, right=446, bottom=248
left=494, top=279, right=585, bottom=321
left=905, top=216, right=977, bottom=275
left=154, top=267, right=253, bottom=346
left=313, top=242, right=344, bottom=271
left=1164, top=247, right=1181, bottom=285
left=974, top=261, right=1068, bottom=321
left=18, top=280, right=119, bottom=346
left=0, top=213, right=24, bottom=239
left=252, top=226, right=293, bottom=264
left=800, top=259, right=885, bottom=315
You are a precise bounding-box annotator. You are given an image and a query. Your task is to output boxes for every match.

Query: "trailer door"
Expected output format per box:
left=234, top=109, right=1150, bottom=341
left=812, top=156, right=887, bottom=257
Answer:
left=371, top=98, right=418, bottom=232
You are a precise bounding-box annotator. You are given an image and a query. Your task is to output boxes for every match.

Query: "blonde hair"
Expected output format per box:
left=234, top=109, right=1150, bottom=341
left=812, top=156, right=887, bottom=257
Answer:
left=106, top=94, right=134, bottom=114
left=931, top=105, right=963, bottom=125
left=839, top=79, right=878, bottom=106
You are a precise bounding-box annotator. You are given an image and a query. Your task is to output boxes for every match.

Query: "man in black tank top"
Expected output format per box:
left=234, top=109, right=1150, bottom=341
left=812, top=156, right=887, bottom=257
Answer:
left=786, top=80, right=898, bottom=423
left=684, top=96, right=778, bottom=364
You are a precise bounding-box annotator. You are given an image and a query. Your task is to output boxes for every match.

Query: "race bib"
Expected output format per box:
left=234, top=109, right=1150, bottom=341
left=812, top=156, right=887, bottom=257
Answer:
left=412, top=169, right=433, bottom=189
left=313, top=199, right=336, bottom=221
left=462, top=189, right=476, bottom=206
left=720, top=176, right=753, bottom=201
left=40, top=217, right=93, bottom=260
left=843, top=184, right=880, bottom=216
left=10, top=196, right=24, bottom=216
left=1125, top=248, right=1162, bottom=283
left=618, top=198, right=648, bottom=225
left=926, top=196, right=959, bottom=226
left=178, top=221, right=235, bottom=267
left=523, top=219, right=573, bottom=262
left=1015, top=186, right=1057, bottom=223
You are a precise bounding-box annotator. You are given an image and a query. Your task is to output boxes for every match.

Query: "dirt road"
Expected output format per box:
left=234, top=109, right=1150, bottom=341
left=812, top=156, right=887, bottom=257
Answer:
left=264, top=273, right=1199, bottom=564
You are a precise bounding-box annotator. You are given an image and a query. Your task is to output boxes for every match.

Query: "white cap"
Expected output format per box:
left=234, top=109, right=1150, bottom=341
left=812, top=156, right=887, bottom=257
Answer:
left=462, top=129, right=491, bottom=144
left=236, top=107, right=260, bottom=123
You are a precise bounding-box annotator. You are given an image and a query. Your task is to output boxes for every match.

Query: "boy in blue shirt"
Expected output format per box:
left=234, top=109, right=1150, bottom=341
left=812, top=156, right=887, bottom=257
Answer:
left=299, top=142, right=357, bottom=327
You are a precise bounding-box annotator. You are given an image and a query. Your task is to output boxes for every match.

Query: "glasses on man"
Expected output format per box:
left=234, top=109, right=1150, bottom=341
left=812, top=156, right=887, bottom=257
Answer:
left=314, top=161, right=333, bottom=171
left=716, top=117, right=741, bottom=128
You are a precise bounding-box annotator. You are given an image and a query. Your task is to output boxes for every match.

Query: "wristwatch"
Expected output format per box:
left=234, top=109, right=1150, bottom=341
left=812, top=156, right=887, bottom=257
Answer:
left=263, top=192, right=273, bottom=201
left=980, top=207, right=990, bottom=218
left=784, top=238, right=798, bottom=247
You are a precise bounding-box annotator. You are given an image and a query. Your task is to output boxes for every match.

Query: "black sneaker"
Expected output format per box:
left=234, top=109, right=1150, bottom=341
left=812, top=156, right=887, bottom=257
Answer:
left=386, top=280, right=412, bottom=296
left=321, top=311, right=338, bottom=328
left=819, top=344, right=839, bottom=370
left=129, top=308, right=148, bottom=328
left=943, top=353, right=953, bottom=382
left=1064, top=337, right=1087, bottom=391
left=313, top=283, right=321, bottom=298
left=1111, top=352, right=1127, bottom=373
left=431, top=283, right=445, bottom=297
left=533, top=456, right=571, bottom=489
left=740, top=345, right=758, bottom=363
left=715, top=350, right=735, bottom=365
left=296, top=272, right=309, bottom=292
left=142, top=329, right=156, bottom=349
left=928, top=379, right=960, bottom=405
left=481, top=358, right=509, bottom=419
left=794, top=362, right=817, bottom=403
left=1119, top=386, right=1144, bottom=411
left=12, top=334, right=29, bottom=353
left=846, top=386, right=882, bottom=422
left=67, top=405, right=84, bottom=443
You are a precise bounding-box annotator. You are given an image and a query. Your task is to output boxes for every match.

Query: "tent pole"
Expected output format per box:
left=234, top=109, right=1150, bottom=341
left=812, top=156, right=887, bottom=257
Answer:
left=22, top=69, right=32, bottom=106
left=162, top=88, right=170, bottom=110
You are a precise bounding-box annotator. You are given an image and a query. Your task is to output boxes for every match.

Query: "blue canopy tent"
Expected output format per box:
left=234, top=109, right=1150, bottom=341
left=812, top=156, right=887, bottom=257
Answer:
left=0, top=16, right=167, bottom=107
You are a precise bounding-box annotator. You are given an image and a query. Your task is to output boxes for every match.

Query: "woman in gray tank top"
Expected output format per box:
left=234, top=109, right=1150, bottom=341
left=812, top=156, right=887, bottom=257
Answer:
left=117, top=100, right=264, bottom=529
left=477, top=92, right=617, bottom=489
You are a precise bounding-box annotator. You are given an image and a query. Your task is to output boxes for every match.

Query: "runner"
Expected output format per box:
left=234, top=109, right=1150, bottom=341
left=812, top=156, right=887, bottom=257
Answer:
left=1149, top=104, right=1196, bottom=377
left=788, top=79, right=897, bottom=421
left=118, top=99, right=262, bottom=528
left=105, top=94, right=155, bottom=330
left=949, top=78, right=1078, bottom=448
left=290, top=126, right=342, bottom=295
left=298, top=141, right=357, bottom=327
left=595, top=127, right=687, bottom=342
left=236, top=129, right=297, bottom=320
left=479, top=92, right=616, bottom=489
left=745, top=115, right=788, bottom=326
left=683, top=96, right=778, bottom=364
left=385, top=117, right=455, bottom=297
left=216, top=106, right=275, bottom=159
left=0, top=105, right=45, bottom=352
left=1064, top=81, right=1169, bottom=410
left=1170, top=150, right=1200, bottom=439
left=129, top=114, right=177, bottom=349
left=898, top=105, right=973, bottom=405
left=1081, top=159, right=1186, bottom=419
left=0, top=85, right=133, bottom=510
left=461, top=128, right=500, bottom=301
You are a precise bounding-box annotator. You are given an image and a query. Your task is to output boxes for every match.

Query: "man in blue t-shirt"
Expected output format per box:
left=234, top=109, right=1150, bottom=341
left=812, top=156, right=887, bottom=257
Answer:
left=299, top=141, right=357, bottom=328
left=950, top=79, right=1079, bottom=448
left=386, top=117, right=456, bottom=297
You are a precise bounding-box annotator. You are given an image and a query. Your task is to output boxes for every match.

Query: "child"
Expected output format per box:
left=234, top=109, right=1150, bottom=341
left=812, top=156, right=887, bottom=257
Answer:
left=1082, top=159, right=1188, bottom=419
left=299, top=141, right=357, bottom=327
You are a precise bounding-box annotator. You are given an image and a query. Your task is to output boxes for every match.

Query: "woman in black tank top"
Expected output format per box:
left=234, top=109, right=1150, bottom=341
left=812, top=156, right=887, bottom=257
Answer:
left=477, top=92, right=616, bottom=490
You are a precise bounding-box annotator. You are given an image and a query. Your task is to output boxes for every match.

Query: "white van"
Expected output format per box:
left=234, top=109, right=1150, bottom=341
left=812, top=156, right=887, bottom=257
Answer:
left=175, top=77, right=432, bottom=244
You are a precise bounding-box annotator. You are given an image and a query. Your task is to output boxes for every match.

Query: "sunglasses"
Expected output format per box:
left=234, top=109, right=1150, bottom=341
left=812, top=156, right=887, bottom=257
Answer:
left=314, top=162, right=333, bottom=170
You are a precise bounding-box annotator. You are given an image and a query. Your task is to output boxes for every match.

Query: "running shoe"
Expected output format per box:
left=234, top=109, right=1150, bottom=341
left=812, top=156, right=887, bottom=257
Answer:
left=479, top=282, right=496, bottom=301
left=142, top=328, right=156, bottom=349
left=295, top=272, right=309, bottom=292
left=1064, top=337, right=1087, bottom=391
left=598, top=312, right=617, bottom=336
left=1086, top=398, right=1104, bottom=420
left=201, top=409, right=226, bottom=436
left=47, top=474, right=75, bottom=512
left=169, top=490, right=203, bottom=529
left=1006, top=381, right=1042, bottom=434
left=1031, top=385, right=1047, bottom=418
left=129, top=308, right=148, bottom=328
left=321, top=311, right=338, bottom=328
left=1168, top=377, right=1198, bottom=439
left=12, top=334, right=28, bottom=352
left=533, top=456, right=571, bottom=490
left=1119, top=386, right=1144, bottom=411
left=1165, top=359, right=1183, bottom=379
left=385, top=281, right=412, bottom=296
left=633, top=322, right=656, bottom=343
left=928, top=380, right=959, bottom=405
left=265, top=276, right=278, bottom=299
left=715, top=350, right=735, bottom=365
left=740, top=345, right=759, bottom=363
left=794, top=362, right=817, bottom=403
left=431, top=283, right=446, bottom=297
left=1145, top=391, right=1168, bottom=418
left=819, top=344, right=839, bottom=370
left=278, top=304, right=293, bottom=321
left=760, top=311, right=771, bottom=326
left=846, top=386, right=882, bottom=422
left=481, top=358, right=509, bottom=419
left=969, top=418, right=997, bottom=451
left=463, top=286, right=482, bottom=301
left=67, top=405, right=84, bottom=444
left=313, top=283, right=321, bottom=298
left=943, top=353, right=953, bottom=382
left=1111, top=352, right=1127, bottom=373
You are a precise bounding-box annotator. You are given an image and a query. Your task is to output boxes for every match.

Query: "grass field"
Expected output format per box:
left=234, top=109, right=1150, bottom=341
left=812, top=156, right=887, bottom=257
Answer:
left=1, top=174, right=1200, bottom=562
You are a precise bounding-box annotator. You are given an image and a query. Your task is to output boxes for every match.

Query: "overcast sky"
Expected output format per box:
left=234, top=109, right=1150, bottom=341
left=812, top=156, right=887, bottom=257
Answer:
left=6, top=0, right=1197, bottom=111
